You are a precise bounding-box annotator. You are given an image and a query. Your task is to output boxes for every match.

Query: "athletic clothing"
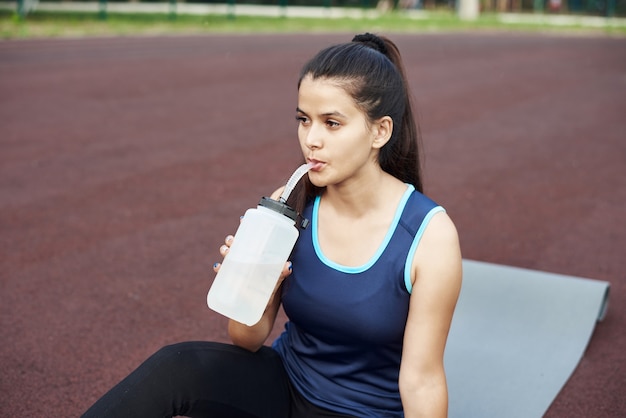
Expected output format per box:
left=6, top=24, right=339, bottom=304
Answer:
left=81, top=185, right=444, bottom=418
left=273, top=185, right=444, bottom=417
left=81, top=341, right=352, bottom=418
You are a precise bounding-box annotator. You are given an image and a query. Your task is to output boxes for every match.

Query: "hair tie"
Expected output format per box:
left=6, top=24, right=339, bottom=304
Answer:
left=352, top=33, right=388, bottom=56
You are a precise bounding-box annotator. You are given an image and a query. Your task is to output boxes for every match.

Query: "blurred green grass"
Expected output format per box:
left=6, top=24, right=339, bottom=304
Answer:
left=2, top=9, right=625, bottom=39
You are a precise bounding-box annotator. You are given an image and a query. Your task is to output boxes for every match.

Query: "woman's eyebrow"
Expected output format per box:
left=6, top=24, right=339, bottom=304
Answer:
left=297, top=107, right=345, bottom=118
left=321, top=111, right=346, bottom=118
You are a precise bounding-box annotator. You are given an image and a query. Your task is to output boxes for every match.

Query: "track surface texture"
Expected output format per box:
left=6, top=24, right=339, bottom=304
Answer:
left=1, top=33, right=625, bottom=417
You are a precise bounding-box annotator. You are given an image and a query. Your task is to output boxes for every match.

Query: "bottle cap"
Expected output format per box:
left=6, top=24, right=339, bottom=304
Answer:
left=259, top=197, right=298, bottom=221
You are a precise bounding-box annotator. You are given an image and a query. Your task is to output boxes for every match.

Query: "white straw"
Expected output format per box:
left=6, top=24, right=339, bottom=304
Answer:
left=279, top=162, right=313, bottom=203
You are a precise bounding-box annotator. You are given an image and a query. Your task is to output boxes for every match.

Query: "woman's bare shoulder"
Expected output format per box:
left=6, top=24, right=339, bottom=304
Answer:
left=412, top=210, right=462, bottom=284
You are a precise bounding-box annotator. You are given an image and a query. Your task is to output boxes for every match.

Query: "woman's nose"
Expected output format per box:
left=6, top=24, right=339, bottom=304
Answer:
left=303, top=123, right=323, bottom=149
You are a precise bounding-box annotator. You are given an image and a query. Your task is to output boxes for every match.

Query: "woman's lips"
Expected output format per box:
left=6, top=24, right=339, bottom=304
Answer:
left=308, top=159, right=325, bottom=171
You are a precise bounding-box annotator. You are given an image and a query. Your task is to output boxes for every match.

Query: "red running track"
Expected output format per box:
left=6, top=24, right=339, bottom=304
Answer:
left=1, top=33, right=624, bottom=417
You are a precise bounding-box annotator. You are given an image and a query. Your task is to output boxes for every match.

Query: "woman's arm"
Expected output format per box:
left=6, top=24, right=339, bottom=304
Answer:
left=399, top=211, right=462, bottom=418
left=213, top=187, right=290, bottom=352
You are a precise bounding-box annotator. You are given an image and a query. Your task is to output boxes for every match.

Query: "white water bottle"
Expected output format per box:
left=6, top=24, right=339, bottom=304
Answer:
left=207, top=197, right=300, bottom=326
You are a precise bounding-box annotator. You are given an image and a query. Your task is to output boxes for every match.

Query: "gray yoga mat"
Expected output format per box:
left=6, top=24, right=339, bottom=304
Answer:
left=445, top=259, right=610, bottom=418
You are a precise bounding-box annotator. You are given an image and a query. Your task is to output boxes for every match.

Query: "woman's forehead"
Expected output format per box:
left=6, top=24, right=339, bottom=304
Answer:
left=298, top=77, right=356, bottom=109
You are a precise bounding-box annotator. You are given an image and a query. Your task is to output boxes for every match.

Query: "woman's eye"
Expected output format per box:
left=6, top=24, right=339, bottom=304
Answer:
left=295, top=115, right=308, bottom=124
left=326, top=120, right=340, bottom=128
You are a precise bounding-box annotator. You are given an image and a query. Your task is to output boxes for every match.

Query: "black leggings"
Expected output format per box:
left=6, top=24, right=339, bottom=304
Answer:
left=81, top=341, right=352, bottom=418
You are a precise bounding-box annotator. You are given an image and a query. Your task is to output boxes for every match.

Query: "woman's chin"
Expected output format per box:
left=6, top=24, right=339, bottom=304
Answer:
left=307, top=174, right=326, bottom=188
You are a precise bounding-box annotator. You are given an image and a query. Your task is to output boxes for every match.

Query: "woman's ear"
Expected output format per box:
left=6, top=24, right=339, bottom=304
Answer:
left=372, top=116, right=393, bottom=149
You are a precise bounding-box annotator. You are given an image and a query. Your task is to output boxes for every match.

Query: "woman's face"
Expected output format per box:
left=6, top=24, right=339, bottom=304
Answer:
left=296, top=75, right=382, bottom=189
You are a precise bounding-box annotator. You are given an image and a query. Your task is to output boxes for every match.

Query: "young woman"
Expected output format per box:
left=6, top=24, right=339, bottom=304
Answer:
left=82, top=33, right=462, bottom=418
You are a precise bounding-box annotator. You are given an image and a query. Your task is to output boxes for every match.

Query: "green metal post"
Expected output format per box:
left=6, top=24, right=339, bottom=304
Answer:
left=533, top=0, right=543, bottom=13
left=606, top=0, right=615, bottom=16
left=16, top=0, right=24, bottom=18
left=280, top=0, right=287, bottom=18
left=169, top=0, right=177, bottom=20
left=98, top=0, right=107, bottom=21
left=228, top=0, right=235, bottom=20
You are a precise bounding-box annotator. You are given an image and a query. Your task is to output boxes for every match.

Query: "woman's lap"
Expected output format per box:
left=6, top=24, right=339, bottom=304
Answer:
left=81, top=341, right=291, bottom=418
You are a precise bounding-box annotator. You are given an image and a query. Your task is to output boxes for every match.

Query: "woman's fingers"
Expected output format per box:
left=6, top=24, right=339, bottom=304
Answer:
left=225, top=235, right=234, bottom=246
left=213, top=235, right=234, bottom=273
left=221, top=235, right=234, bottom=254
left=218, top=235, right=233, bottom=258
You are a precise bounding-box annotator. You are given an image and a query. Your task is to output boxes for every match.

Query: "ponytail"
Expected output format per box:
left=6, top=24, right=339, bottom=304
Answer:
left=363, top=34, right=423, bottom=193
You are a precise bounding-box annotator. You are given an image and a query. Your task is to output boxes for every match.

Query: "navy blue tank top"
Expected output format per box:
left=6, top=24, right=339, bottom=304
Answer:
left=272, top=184, right=444, bottom=417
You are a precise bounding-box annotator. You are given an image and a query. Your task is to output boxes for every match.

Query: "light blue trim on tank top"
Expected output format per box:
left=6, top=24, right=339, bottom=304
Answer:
left=403, top=205, right=446, bottom=294
left=312, top=184, right=415, bottom=274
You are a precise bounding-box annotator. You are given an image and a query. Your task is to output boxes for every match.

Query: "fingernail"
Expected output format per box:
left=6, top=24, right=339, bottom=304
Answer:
left=288, top=262, right=293, bottom=271
left=226, top=235, right=233, bottom=244
left=213, top=262, right=219, bottom=269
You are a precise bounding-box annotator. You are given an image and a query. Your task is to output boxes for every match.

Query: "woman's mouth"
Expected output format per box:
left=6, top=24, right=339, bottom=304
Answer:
left=307, top=159, right=325, bottom=172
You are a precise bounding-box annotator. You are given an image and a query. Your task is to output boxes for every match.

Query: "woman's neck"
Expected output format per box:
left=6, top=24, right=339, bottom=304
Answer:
left=322, top=170, right=406, bottom=218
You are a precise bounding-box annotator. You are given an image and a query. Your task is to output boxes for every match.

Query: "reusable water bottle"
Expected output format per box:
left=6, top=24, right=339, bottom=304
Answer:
left=207, top=164, right=311, bottom=326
